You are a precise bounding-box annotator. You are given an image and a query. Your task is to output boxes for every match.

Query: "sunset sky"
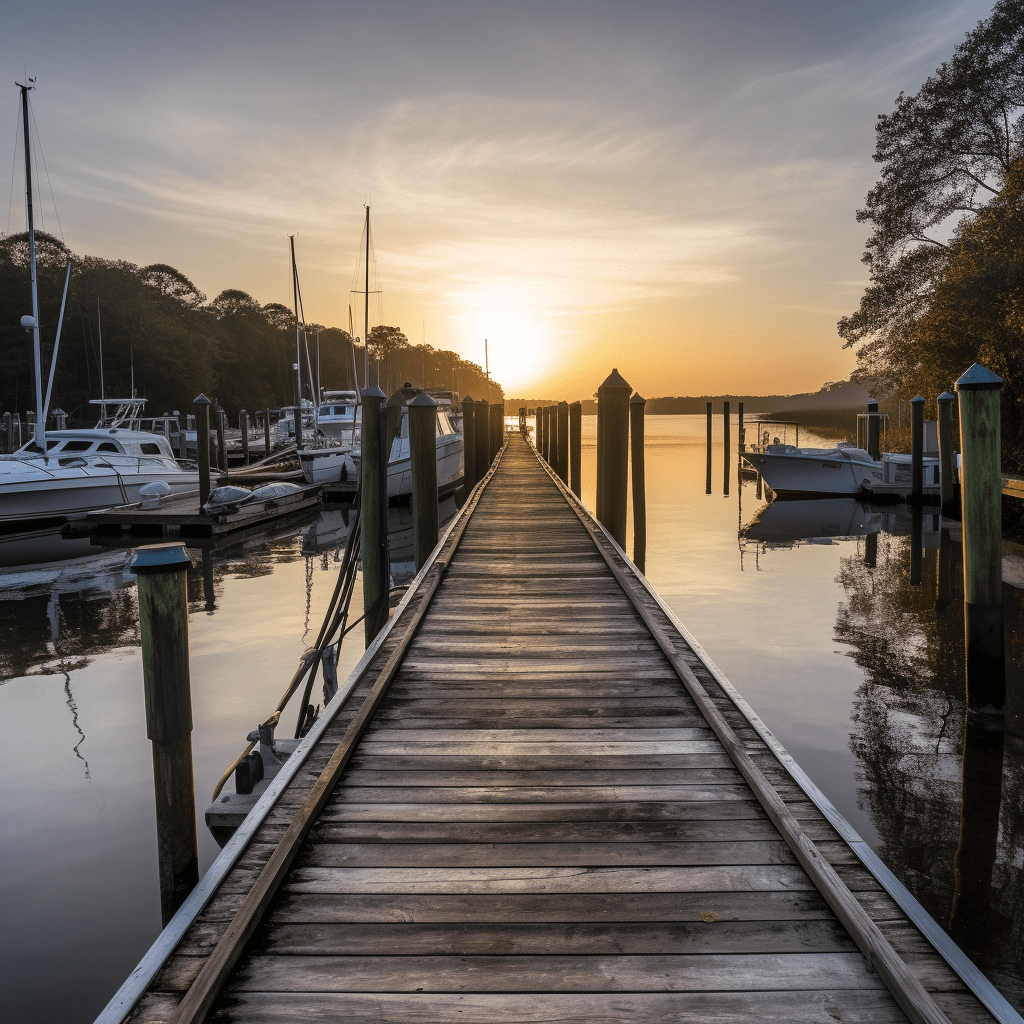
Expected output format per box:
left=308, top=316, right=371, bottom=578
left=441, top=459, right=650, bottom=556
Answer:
left=2, top=1, right=994, bottom=399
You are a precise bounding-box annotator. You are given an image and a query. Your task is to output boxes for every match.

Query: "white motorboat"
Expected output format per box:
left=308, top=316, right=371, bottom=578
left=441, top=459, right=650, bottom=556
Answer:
left=0, top=426, right=199, bottom=524
left=741, top=442, right=882, bottom=498
left=298, top=390, right=464, bottom=497
left=314, top=391, right=361, bottom=443
left=2, top=84, right=199, bottom=528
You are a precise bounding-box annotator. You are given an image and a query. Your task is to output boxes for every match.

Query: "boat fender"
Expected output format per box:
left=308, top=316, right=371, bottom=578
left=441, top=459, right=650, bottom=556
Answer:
left=139, top=480, right=171, bottom=509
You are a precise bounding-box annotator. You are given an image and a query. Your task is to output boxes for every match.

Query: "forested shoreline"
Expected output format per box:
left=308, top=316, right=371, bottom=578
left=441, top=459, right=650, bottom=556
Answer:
left=0, top=232, right=503, bottom=427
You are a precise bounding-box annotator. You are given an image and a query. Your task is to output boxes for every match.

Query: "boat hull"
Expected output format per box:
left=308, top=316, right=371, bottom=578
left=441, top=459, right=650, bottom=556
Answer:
left=741, top=449, right=880, bottom=498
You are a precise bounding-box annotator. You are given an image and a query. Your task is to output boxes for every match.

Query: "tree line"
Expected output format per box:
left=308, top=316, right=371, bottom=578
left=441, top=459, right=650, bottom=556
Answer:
left=840, top=0, right=1024, bottom=470
left=0, top=232, right=503, bottom=427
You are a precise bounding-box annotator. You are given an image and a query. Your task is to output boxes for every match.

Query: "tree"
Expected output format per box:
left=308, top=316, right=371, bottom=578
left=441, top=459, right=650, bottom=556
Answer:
left=367, top=325, right=409, bottom=392
left=839, top=1, right=1024, bottom=412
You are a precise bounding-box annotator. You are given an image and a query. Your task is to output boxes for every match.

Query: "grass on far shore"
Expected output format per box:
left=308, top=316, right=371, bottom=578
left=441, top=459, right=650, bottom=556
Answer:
left=762, top=407, right=912, bottom=452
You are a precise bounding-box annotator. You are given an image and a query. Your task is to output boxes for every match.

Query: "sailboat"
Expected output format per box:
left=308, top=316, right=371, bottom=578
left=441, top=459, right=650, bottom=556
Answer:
left=0, top=83, right=199, bottom=527
left=296, top=207, right=464, bottom=496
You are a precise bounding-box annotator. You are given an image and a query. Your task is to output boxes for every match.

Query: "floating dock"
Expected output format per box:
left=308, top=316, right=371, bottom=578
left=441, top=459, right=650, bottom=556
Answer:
left=99, top=432, right=1015, bottom=1024
left=84, top=484, right=322, bottom=540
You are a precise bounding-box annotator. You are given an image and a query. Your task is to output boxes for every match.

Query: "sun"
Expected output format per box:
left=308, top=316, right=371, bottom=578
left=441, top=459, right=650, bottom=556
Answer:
left=449, top=288, right=554, bottom=393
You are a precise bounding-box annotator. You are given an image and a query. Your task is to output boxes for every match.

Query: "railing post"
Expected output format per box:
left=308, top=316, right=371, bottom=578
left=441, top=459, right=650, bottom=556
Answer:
left=129, top=543, right=198, bottom=926
left=569, top=401, right=582, bottom=497
left=462, top=396, right=477, bottom=492
left=630, top=393, right=646, bottom=572
left=938, top=391, right=957, bottom=516
left=193, top=394, right=212, bottom=509
left=409, top=392, right=439, bottom=571
left=240, top=409, right=249, bottom=464
left=956, top=363, right=1005, bottom=709
left=556, top=401, right=569, bottom=484
left=475, top=398, right=490, bottom=484
left=867, top=398, right=880, bottom=461
left=597, top=369, right=631, bottom=547
left=361, top=386, right=389, bottom=645
left=911, top=394, right=925, bottom=505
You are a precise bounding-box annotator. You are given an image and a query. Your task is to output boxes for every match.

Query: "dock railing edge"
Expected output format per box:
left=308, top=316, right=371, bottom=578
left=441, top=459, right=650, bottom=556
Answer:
left=93, top=450, right=503, bottom=1024
left=530, top=441, right=1020, bottom=1024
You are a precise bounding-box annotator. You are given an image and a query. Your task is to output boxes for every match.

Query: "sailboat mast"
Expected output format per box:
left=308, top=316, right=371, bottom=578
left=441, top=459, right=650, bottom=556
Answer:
left=364, top=205, right=370, bottom=392
left=19, top=83, right=44, bottom=447
left=97, top=298, right=106, bottom=423
left=290, top=235, right=303, bottom=445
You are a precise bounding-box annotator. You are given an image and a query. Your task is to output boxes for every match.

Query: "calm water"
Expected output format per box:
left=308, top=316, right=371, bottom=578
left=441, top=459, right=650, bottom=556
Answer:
left=2, top=413, right=1023, bottom=1021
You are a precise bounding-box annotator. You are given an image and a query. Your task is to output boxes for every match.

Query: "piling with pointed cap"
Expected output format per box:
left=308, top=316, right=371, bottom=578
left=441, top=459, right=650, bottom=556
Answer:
left=475, top=399, right=490, bottom=483
left=409, top=392, right=439, bottom=570
left=956, top=363, right=1005, bottom=708
left=911, top=395, right=925, bottom=504
left=361, top=386, right=389, bottom=645
left=556, top=401, right=569, bottom=484
left=193, top=394, right=212, bottom=508
left=462, top=396, right=477, bottom=492
left=597, top=369, right=631, bottom=547
left=630, top=393, right=647, bottom=572
left=866, top=398, right=880, bottom=460
left=130, top=543, right=198, bottom=925
left=569, top=401, right=582, bottom=497
left=938, top=391, right=958, bottom=516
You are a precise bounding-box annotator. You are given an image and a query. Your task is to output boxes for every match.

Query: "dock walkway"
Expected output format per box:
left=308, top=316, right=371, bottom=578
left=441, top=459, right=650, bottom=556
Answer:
left=107, top=432, right=1008, bottom=1024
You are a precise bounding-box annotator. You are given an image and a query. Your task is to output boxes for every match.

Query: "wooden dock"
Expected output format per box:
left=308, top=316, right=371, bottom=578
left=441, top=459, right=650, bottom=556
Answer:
left=100, top=432, right=1016, bottom=1024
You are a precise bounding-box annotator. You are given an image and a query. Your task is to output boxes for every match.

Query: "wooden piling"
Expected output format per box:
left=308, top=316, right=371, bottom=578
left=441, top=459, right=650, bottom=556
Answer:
left=263, top=410, right=272, bottom=460
left=938, top=392, right=957, bottom=516
left=867, top=399, right=880, bottom=461
left=130, top=543, right=198, bottom=927
left=215, top=406, right=227, bottom=472
left=956, top=363, right=1005, bottom=709
left=738, top=401, right=745, bottom=453
left=462, top=396, right=477, bottom=492
left=2, top=411, right=10, bottom=454
left=706, top=401, right=712, bottom=494
left=723, top=401, right=731, bottom=498
left=911, top=395, right=925, bottom=505
left=556, top=401, right=570, bottom=484
left=409, top=392, right=439, bottom=571
left=630, top=393, right=646, bottom=573
left=540, top=405, right=548, bottom=462
left=474, top=398, right=490, bottom=484
left=490, top=402, right=503, bottom=463
left=597, top=369, right=631, bottom=548
left=193, top=395, right=212, bottom=509
left=569, top=400, right=582, bottom=497
left=547, top=404, right=557, bottom=468
left=239, top=410, right=249, bottom=464
left=360, top=386, right=389, bottom=645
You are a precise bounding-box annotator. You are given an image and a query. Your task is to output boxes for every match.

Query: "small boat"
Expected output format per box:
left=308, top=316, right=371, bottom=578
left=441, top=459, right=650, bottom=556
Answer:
left=741, top=442, right=882, bottom=498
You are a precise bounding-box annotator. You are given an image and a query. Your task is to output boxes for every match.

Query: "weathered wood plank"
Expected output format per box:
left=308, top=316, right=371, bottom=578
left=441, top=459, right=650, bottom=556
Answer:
left=195, top=990, right=913, bottom=1023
